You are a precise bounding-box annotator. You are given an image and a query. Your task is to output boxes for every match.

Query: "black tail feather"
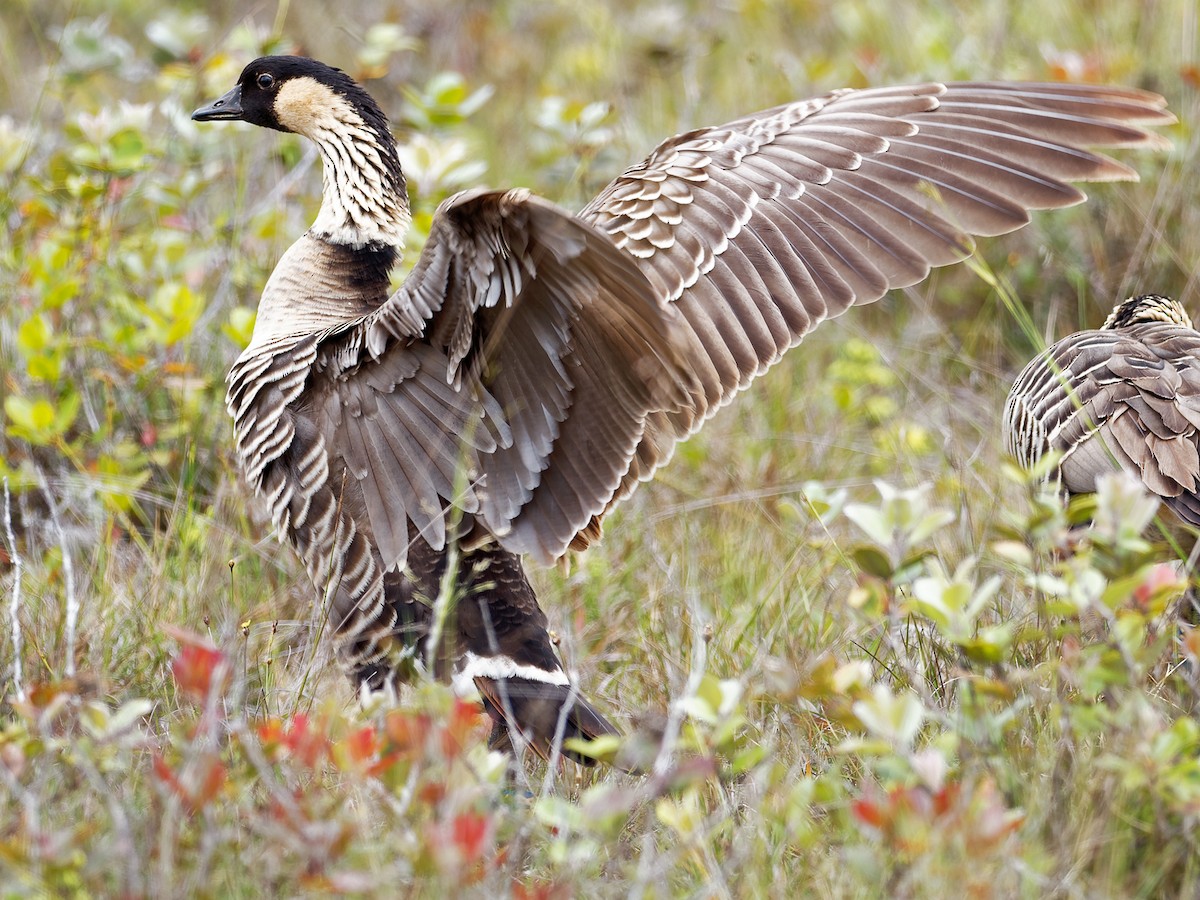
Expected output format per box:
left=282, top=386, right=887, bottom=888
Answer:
left=1165, top=491, right=1200, bottom=527
left=476, top=676, right=619, bottom=766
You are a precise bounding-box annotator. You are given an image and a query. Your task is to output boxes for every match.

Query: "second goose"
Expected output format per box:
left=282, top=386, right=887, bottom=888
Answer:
left=1006, top=294, right=1200, bottom=523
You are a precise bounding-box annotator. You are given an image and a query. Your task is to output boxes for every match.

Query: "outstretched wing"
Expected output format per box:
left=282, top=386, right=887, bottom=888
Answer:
left=1004, top=324, right=1200, bottom=523
left=308, top=188, right=697, bottom=570
left=565, top=80, right=1174, bottom=544
left=312, top=81, right=1173, bottom=568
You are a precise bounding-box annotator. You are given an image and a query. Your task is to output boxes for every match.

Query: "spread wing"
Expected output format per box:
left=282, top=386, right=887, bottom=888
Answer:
left=570, top=80, right=1173, bottom=541
left=1004, top=324, right=1200, bottom=523
left=307, top=188, right=697, bottom=569
left=312, top=81, right=1173, bottom=568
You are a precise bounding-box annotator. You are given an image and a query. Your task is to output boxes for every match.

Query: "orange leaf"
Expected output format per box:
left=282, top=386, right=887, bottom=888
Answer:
left=441, top=699, right=484, bottom=758
left=514, top=882, right=569, bottom=900
left=385, top=710, right=430, bottom=757
left=257, top=717, right=286, bottom=746
left=419, top=781, right=446, bottom=806
left=346, top=725, right=378, bottom=762
left=192, top=756, right=227, bottom=809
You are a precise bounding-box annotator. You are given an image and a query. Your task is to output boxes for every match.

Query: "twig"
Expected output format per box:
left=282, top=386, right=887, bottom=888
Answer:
left=69, top=746, right=142, bottom=896
left=538, top=675, right=583, bottom=800
left=35, top=468, right=78, bottom=677
left=3, top=478, right=24, bottom=701
left=651, top=586, right=708, bottom=779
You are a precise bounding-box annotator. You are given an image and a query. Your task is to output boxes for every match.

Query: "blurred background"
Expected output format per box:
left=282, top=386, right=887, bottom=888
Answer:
left=1, top=1, right=1199, bottom=894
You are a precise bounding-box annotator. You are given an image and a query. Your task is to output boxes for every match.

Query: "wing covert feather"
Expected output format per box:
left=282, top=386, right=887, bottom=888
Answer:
left=577, top=80, right=1172, bottom=537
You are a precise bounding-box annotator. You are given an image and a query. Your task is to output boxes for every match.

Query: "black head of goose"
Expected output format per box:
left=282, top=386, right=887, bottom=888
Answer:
left=194, top=55, right=1173, bottom=764
left=1005, top=294, right=1200, bottom=525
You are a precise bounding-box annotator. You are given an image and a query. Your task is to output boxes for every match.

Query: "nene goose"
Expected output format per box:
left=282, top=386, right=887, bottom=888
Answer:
left=193, top=55, right=1172, bottom=762
left=1005, top=294, right=1200, bottom=523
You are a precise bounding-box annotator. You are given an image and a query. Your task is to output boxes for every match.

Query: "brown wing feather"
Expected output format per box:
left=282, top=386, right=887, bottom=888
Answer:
left=306, top=342, right=505, bottom=567
left=315, top=188, right=697, bottom=569
left=567, top=81, right=1171, bottom=548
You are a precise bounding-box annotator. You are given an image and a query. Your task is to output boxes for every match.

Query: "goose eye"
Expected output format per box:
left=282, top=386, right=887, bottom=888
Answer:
left=257, top=73, right=274, bottom=89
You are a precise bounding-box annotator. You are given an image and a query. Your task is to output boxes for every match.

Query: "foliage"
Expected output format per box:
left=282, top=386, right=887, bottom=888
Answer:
left=2, top=0, right=1200, bottom=896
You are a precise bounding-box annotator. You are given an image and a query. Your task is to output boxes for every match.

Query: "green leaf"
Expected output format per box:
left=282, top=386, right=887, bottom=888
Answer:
left=844, top=503, right=892, bottom=547
left=534, top=795, right=584, bottom=831
left=562, top=733, right=622, bottom=765
left=656, top=792, right=703, bottom=836
left=850, top=545, right=893, bottom=579
left=17, top=314, right=52, bottom=354
left=55, top=392, right=80, bottom=435
left=4, top=396, right=63, bottom=444
left=731, top=744, right=768, bottom=774
left=150, top=283, right=204, bottom=346
left=911, top=508, right=956, bottom=544
left=852, top=684, right=926, bottom=750
left=81, top=698, right=152, bottom=740
left=27, top=353, right=62, bottom=383
left=959, top=624, right=1014, bottom=664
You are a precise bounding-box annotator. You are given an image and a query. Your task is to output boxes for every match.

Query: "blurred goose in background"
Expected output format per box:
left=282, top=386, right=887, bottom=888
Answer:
left=1005, top=294, right=1200, bottom=525
left=192, top=55, right=1173, bottom=763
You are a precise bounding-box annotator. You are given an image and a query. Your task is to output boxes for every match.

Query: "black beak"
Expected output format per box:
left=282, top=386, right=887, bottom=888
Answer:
left=192, top=84, right=244, bottom=122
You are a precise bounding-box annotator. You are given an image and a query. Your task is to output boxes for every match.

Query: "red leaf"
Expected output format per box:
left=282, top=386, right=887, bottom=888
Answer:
left=171, top=644, right=225, bottom=698
left=151, top=753, right=185, bottom=798
left=335, top=725, right=383, bottom=774
left=165, top=628, right=227, bottom=700
left=283, top=714, right=329, bottom=768
left=1133, top=562, right=1185, bottom=610
left=449, top=698, right=482, bottom=733
left=441, top=699, right=484, bottom=757
left=451, top=811, right=492, bottom=865
left=152, top=752, right=224, bottom=812
left=932, top=782, right=962, bottom=817
left=346, top=725, right=378, bottom=763
left=851, top=796, right=887, bottom=829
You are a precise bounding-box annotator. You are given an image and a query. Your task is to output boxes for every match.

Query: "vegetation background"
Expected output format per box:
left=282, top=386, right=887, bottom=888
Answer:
left=1, top=0, right=1199, bottom=895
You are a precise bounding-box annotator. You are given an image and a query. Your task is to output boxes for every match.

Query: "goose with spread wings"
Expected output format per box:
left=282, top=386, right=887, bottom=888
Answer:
left=193, top=55, right=1172, bottom=762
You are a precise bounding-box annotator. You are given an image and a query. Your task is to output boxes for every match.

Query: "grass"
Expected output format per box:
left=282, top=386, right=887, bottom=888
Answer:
left=2, top=0, right=1200, bottom=896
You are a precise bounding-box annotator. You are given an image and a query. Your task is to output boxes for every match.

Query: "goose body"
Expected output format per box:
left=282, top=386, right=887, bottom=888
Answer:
left=194, top=56, right=1172, bottom=761
left=1005, top=294, right=1200, bottom=523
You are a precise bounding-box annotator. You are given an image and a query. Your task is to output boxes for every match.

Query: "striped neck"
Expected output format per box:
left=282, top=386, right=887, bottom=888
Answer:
left=307, top=106, right=410, bottom=250
left=1103, top=294, right=1192, bottom=330
left=266, top=72, right=411, bottom=250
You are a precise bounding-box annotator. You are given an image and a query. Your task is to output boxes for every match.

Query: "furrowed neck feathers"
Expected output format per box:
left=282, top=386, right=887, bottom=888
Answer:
left=274, top=76, right=410, bottom=250
left=1103, top=294, right=1193, bottom=330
